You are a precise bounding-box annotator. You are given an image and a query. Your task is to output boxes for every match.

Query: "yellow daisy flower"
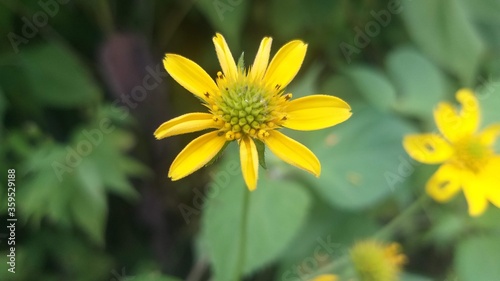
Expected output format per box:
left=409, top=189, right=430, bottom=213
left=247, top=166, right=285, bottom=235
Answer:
left=309, top=274, right=338, bottom=281
left=154, top=33, right=352, bottom=190
left=350, top=240, right=407, bottom=281
left=403, top=89, right=500, bottom=216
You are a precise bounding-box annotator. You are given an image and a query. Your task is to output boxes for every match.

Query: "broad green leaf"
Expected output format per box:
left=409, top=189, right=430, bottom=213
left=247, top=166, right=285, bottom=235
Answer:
left=345, top=65, right=396, bottom=111
left=386, top=46, right=447, bottom=119
left=401, top=0, right=485, bottom=85
left=197, top=0, right=249, bottom=47
left=455, top=235, right=500, bottom=281
left=201, top=150, right=311, bottom=281
left=293, top=103, right=416, bottom=210
left=17, top=42, right=101, bottom=107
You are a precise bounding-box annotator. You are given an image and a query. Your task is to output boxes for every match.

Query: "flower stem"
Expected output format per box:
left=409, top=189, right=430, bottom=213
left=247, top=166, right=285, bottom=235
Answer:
left=235, top=188, right=250, bottom=281
left=374, top=194, right=429, bottom=240
left=311, top=193, right=429, bottom=278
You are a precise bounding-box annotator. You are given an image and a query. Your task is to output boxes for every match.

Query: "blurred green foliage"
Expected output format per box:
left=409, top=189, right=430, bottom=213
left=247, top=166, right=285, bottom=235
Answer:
left=1, top=0, right=500, bottom=280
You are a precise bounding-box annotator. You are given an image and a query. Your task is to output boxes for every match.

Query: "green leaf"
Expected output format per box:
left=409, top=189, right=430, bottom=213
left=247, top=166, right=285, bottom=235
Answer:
left=386, top=46, right=448, bottom=119
left=201, top=152, right=311, bottom=280
left=270, top=0, right=306, bottom=40
left=254, top=139, right=267, bottom=169
left=17, top=42, right=101, bottom=107
left=400, top=273, right=434, bottom=281
left=196, top=0, right=249, bottom=47
left=0, top=87, right=6, bottom=127
left=130, top=273, right=182, bottom=281
left=477, top=79, right=500, bottom=125
left=295, top=103, right=416, bottom=210
left=401, top=0, right=485, bottom=85
left=345, top=65, right=397, bottom=111
left=455, top=235, right=500, bottom=281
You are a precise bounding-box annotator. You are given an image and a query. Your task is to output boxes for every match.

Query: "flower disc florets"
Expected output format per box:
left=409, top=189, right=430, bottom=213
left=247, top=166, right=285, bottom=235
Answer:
left=211, top=71, right=290, bottom=141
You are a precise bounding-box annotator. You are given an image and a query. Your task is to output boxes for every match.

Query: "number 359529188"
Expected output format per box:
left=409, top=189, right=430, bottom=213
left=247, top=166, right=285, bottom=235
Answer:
left=7, top=169, right=15, bottom=213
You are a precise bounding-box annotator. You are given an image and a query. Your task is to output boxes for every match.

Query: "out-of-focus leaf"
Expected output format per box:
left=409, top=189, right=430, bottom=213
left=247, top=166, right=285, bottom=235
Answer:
left=459, top=0, right=500, bottom=49
left=197, top=0, right=249, bottom=47
left=18, top=116, right=145, bottom=244
left=17, top=42, right=101, bottom=107
left=459, top=0, right=500, bottom=26
left=401, top=273, right=434, bottom=281
left=401, top=0, right=485, bottom=85
left=345, top=65, right=396, bottom=111
left=0, top=87, right=6, bottom=127
left=270, top=0, right=306, bottom=40
left=293, top=104, right=416, bottom=210
left=201, top=149, right=311, bottom=281
left=455, top=235, right=500, bottom=281
left=320, top=74, right=362, bottom=102
left=287, top=63, right=322, bottom=99
left=277, top=202, right=378, bottom=281
left=386, top=46, right=447, bottom=119
left=477, top=80, right=500, bottom=125
left=73, top=161, right=107, bottom=245
left=129, top=273, right=182, bottom=281
left=423, top=211, right=465, bottom=247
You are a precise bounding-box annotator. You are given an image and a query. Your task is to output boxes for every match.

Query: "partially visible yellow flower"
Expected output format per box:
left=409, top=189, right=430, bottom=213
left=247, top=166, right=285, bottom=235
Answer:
left=403, top=89, right=500, bottom=216
left=309, top=274, right=338, bottom=281
left=350, top=240, right=406, bottom=281
left=155, top=33, right=352, bottom=190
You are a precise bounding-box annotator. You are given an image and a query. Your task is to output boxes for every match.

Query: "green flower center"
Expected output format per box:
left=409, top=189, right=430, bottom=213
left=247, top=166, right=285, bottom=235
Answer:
left=212, top=80, right=289, bottom=141
left=454, top=138, right=492, bottom=173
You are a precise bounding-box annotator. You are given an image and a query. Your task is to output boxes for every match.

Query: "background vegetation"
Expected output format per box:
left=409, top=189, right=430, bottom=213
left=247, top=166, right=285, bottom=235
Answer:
left=1, top=0, right=500, bottom=280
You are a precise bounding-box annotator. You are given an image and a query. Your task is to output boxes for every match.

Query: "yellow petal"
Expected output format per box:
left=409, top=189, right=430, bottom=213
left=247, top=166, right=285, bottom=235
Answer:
left=309, top=275, right=338, bottom=281
left=239, top=136, right=259, bottom=191
left=283, top=95, right=352, bottom=131
left=479, top=123, right=500, bottom=147
left=213, top=33, right=238, bottom=81
left=249, top=37, right=272, bottom=82
left=264, top=40, right=307, bottom=90
left=403, top=134, right=453, bottom=164
left=154, top=113, right=218, bottom=139
left=163, top=54, right=219, bottom=102
left=426, top=164, right=463, bottom=202
left=169, top=131, right=226, bottom=180
left=462, top=177, right=489, bottom=217
left=484, top=157, right=500, bottom=208
left=264, top=130, right=320, bottom=176
left=434, top=89, right=479, bottom=142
